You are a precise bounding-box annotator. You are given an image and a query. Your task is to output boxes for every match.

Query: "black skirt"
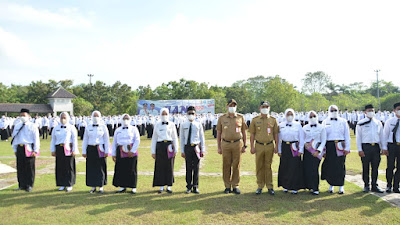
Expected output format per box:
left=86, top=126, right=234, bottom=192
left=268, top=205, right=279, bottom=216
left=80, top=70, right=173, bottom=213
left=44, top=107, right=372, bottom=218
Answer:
left=321, top=141, right=346, bottom=186
left=303, top=149, right=321, bottom=191
left=86, top=145, right=107, bottom=187
left=153, top=142, right=175, bottom=187
left=55, top=145, right=76, bottom=187
left=278, top=142, right=305, bottom=190
left=113, top=147, right=138, bottom=188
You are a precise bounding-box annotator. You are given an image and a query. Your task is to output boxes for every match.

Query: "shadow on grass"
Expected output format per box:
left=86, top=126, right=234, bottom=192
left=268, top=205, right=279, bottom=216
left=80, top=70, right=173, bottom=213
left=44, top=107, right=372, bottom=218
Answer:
left=0, top=187, right=392, bottom=218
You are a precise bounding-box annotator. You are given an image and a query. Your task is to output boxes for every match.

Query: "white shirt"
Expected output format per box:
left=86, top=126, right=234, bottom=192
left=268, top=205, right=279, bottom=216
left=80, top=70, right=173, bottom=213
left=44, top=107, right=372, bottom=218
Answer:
left=82, top=123, right=110, bottom=154
left=383, top=117, right=400, bottom=146
left=50, top=124, right=79, bottom=153
left=356, top=117, right=385, bottom=151
left=179, top=120, right=206, bottom=153
left=278, top=121, right=305, bottom=153
left=322, top=117, right=351, bottom=151
left=302, top=123, right=327, bottom=154
left=151, top=121, right=179, bottom=154
left=12, top=121, right=40, bottom=153
left=111, top=125, right=140, bottom=156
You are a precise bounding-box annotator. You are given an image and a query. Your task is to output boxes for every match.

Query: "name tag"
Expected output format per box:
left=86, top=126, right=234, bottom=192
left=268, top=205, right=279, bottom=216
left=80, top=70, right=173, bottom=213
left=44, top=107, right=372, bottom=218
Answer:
left=236, top=127, right=240, bottom=133
left=267, top=128, right=271, bottom=134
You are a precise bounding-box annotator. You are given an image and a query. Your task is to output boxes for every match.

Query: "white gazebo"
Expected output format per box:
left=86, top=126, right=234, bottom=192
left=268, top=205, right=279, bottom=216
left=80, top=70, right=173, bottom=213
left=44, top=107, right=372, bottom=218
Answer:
left=47, top=87, right=77, bottom=116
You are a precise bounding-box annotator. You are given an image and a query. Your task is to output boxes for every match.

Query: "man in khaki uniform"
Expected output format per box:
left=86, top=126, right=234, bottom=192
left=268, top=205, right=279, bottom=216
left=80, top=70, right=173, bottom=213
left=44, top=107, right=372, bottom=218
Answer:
left=249, top=101, right=279, bottom=195
left=217, top=99, right=248, bottom=194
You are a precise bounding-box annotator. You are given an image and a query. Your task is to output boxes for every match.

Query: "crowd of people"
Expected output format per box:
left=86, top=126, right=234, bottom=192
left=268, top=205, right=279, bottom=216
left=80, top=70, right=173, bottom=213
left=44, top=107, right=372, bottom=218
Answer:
left=2, top=100, right=400, bottom=197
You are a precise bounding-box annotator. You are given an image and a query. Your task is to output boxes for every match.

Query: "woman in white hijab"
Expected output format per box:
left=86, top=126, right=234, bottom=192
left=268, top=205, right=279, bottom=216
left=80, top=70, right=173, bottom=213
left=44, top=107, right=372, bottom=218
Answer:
left=321, top=105, right=351, bottom=194
left=277, top=109, right=305, bottom=194
left=82, top=110, right=110, bottom=193
left=302, top=111, right=326, bottom=195
left=151, top=108, right=179, bottom=193
left=50, top=112, right=79, bottom=192
left=112, top=114, right=140, bottom=194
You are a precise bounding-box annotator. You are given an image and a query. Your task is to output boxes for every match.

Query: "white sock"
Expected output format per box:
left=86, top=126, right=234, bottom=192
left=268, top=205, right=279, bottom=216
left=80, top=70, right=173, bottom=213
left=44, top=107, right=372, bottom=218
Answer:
left=66, top=186, right=72, bottom=191
left=292, top=190, right=298, bottom=193
left=339, top=186, right=344, bottom=192
left=90, top=187, right=96, bottom=191
left=58, top=186, right=65, bottom=191
left=132, top=188, right=137, bottom=193
left=167, top=186, right=172, bottom=191
left=329, top=186, right=334, bottom=192
left=283, top=189, right=288, bottom=192
left=118, top=187, right=126, bottom=191
left=313, top=191, right=319, bottom=195
left=160, top=186, right=164, bottom=191
left=99, top=187, right=104, bottom=191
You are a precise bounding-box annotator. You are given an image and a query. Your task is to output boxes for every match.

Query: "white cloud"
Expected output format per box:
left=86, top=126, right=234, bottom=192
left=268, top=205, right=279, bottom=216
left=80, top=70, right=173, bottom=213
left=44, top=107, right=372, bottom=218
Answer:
left=0, top=3, right=92, bottom=29
left=0, top=26, right=42, bottom=67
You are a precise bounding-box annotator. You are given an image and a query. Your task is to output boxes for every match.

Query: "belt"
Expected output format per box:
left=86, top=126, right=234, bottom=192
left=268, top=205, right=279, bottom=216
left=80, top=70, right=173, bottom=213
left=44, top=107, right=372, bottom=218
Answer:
left=18, top=144, right=25, bottom=147
left=223, top=139, right=241, bottom=143
left=157, top=140, right=172, bottom=143
left=327, top=140, right=345, bottom=143
left=363, top=143, right=379, bottom=146
left=88, top=145, right=98, bottom=147
left=283, top=141, right=298, bottom=145
left=56, top=144, right=64, bottom=147
left=186, top=144, right=198, bottom=147
left=256, top=140, right=273, bottom=146
left=389, top=142, right=400, bottom=146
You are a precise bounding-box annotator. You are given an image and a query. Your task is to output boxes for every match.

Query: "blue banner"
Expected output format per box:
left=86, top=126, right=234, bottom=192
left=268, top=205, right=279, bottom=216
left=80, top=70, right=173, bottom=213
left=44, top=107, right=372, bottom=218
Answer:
left=137, top=99, right=215, bottom=115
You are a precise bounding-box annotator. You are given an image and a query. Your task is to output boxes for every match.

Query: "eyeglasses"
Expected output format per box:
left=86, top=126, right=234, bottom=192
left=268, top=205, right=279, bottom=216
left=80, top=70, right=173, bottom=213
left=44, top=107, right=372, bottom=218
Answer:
left=330, top=110, right=338, bottom=112
left=310, top=116, right=316, bottom=118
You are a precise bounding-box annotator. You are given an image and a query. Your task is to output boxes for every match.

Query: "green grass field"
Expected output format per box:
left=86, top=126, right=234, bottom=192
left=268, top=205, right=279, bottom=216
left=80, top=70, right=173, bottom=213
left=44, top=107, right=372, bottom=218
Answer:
left=0, top=130, right=399, bottom=224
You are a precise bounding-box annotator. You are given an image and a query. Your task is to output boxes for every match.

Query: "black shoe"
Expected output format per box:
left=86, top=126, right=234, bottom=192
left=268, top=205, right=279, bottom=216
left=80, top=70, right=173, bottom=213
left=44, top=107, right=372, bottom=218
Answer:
left=393, top=188, right=400, bottom=193
left=328, top=190, right=333, bottom=194
left=371, top=186, right=384, bottom=193
left=224, top=188, right=231, bottom=194
left=268, top=189, right=275, bottom=195
left=116, top=188, right=126, bottom=193
left=386, top=187, right=392, bottom=193
left=338, top=191, right=344, bottom=195
left=13, top=187, right=24, bottom=191
left=193, top=188, right=200, bottom=194
left=25, top=186, right=33, bottom=192
left=232, top=188, right=241, bottom=194
left=166, top=189, right=173, bottom=194
left=185, top=189, right=191, bottom=194
left=98, top=190, right=104, bottom=194
left=157, top=189, right=164, bottom=194
left=255, top=188, right=262, bottom=195
left=363, top=186, right=370, bottom=193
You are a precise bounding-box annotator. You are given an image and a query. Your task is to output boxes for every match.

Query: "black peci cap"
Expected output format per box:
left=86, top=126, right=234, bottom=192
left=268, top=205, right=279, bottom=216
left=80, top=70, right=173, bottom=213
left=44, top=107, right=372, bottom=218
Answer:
left=20, top=108, right=30, bottom=114
left=260, top=101, right=270, bottom=106
left=187, top=106, right=196, bottom=112
left=394, top=102, right=400, bottom=109
left=364, top=104, right=374, bottom=110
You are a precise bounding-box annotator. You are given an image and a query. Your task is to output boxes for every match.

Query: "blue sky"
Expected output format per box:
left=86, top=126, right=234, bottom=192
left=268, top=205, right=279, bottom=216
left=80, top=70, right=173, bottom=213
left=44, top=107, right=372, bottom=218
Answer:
left=0, top=0, right=399, bottom=89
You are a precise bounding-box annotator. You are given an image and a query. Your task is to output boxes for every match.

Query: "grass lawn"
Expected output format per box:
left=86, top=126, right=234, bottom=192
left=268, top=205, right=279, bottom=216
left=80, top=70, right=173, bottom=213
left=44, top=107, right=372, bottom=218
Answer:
left=1, top=130, right=399, bottom=224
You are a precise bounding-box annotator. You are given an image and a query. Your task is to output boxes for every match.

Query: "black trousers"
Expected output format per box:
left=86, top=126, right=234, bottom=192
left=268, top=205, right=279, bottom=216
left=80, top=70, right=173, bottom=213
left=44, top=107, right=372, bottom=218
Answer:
left=386, top=143, right=400, bottom=189
left=107, top=124, right=113, bottom=137
left=361, top=144, right=381, bottom=187
left=212, top=125, right=217, bottom=138
left=146, top=124, right=154, bottom=138
left=1, top=128, right=9, bottom=140
left=16, top=145, right=35, bottom=188
left=42, top=126, right=49, bottom=139
left=140, top=125, right=145, bottom=136
left=55, top=145, right=76, bottom=187
left=184, top=145, right=200, bottom=189
left=79, top=127, right=85, bottom=140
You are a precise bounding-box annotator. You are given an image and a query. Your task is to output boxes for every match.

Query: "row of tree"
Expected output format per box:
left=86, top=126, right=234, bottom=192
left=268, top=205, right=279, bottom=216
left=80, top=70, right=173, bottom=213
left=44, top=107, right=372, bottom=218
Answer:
left=0, top=72, right=399, bottom=115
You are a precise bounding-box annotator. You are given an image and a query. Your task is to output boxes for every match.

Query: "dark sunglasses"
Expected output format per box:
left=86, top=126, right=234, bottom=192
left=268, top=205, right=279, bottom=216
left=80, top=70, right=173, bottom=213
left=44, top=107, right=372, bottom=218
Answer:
left=188, top=113, right=195, bottom=115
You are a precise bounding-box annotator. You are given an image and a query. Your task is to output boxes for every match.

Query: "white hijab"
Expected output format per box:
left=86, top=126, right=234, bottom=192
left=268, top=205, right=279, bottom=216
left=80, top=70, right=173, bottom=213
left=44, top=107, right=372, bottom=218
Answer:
left=328, top=105, right=339, bottom=118
left=59, top=112, right=70, bottom=124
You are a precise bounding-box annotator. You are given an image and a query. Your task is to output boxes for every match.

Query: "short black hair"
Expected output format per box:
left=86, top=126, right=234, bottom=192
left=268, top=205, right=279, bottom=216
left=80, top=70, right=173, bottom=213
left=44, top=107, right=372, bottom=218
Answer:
left=364, top=104, right=374, bottom=110
left=20, top=108, right=30, bottom=114
left=394, top=102, right=400, bottom=109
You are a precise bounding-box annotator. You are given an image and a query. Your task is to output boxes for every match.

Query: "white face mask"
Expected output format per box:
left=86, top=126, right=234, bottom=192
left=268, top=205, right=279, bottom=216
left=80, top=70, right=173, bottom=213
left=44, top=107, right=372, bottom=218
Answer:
left=92, top=117, right=100, bottom=124
left=123, top=119, right=130, bottom=126
left=330, top=111, right=338, bottom=118
left=309, top=117, right=318, bottom=124
left=161, top=115, right=168, bottom=122
left=188, top=115, right=195, bottom=121
left=61, top=118, right=67, bottom=125
left=396, top=110, right=400, bottom=117
left=228, top=107, right=237, bottom=113
left=20, top=116, right=29, bottom=123
left=260, top=108, right=270, bottom=115
left=366, top=111, right=375, bottom=118
left=286, top=115, right=294, bottom=122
